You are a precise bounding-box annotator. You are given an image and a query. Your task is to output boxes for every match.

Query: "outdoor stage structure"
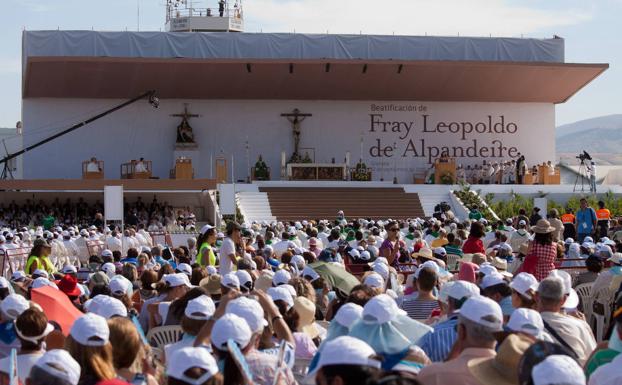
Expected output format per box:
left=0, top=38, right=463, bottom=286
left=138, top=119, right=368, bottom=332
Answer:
left=12, top=30, right=608, bottom=222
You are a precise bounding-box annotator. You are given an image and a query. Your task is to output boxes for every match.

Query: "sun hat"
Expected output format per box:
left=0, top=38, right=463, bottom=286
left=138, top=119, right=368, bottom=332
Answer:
left=61, top=265, right=77, bottom=274
left=226, top=296, right=267, bottom=333
left=56, top=274, right=82, bottom=297
left=506, top=308, right=545, bottom=339
left=414, top=247, right=437, bottom=261
left=164, top=273, right=192, bottom=288
left=480, top=272, right=506, bottom=290
left=168, top=347, right=219, bottom=385
left=509, top=273, right=539, bottom=299
left=254, top=271, right=274, bottom=292
left=305, top=336, right=381, bottom=380
left=34, top=349, right=81, bottom=385
left=532, top=355, right=585, bottom=385
left=547, top=270, right=579, bottom=309
left=89, top=295, right=128, bottom=318
left=32, top=277, right=59, bottom=290
left=101, top=262, right=116, bottom=278
left=447, top=281, right=481, bottom=302
left=10, top=271, right=25, bottom=282
left=294, top=296, right=320, bottom=339
left=211, top=313, right=252, bottom=351
left=458, top=295, right=503, bottom=331
left=363, top=272, right=385, bottom=289
left=372, top=262, right=389, bottom=280
left=199, top=274, right=222, bottom=296
left=185, top=295, right=216, bottom=320
left=1, top=294, right=30, bottom=320
left=267, top=286, right=294, bottom=310
left=32, top=269, right=49, bottom=279
left=176, top=263, right=192, bottom=276
left=360, top=293, right=405, bottom=324
left=221, top=273, right=240, bottom=290
left=88, top=271, right=110, bottom=286
left=273, top=269, right=292, bottom=286
left=70, top=313, right=110, bottom=346
left=334, top=303, right=364, bottom=329
left=478, top=264, right=498, bottom=276
left=235, top=270, right=253, bottom=292
left=609, top=252, right=622, bottom=265
left=302, top=265, right=320, bottom=282
left=200, top=224, right=214, bottom=235
left=531, top=219, right=555, bottom=234
left=468, top=333, right=534, bottom=385
left=109, top=275, right=133, bottom=297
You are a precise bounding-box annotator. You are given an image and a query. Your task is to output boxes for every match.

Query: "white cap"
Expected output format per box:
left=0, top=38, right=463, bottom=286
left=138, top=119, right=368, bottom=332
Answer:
left=89, top=295, right=128, bottom=318
left=362, top=294, right=406, bottom=324
left=32, top=269, right=49, bottom=279
left=61, top=265, right=77, bottom=274
left=363, top=272, right=385, bottom=289
left=221, top=273, right=240, bottom=290
left=0, top=277, right=9, bottom=289
left=1, top=294, right=30, bottom=320
left=235, top=270, right=253, bottom=290
left=375, top=257, right=389, bottom=266
left=273, top=269, right=292, bottom=286
left=176, top=263, right=192, bottom=276
left=564, top=238, right=574, bottom=244
left=480, top=272, right=506, bottom=289
left=506, top=308, right=545, bottom=338
left=267, top=286, right=294, bottom=310
left=609, top=252, right=622, bottom=265
left=447, top=281, right=481, bottom=301
left=100, top=249, right=113, bottom=258
left=548, top=270, right=579, bottom=309
left=167, top=347, right=219, bottom=385
left=184, top=295, right=216, bottom=320
left=584, top=236, right=594, bottom=244
left=101, top=262, right=116, bottom=278
left=226, top=296, right=268, bottom=333
left=348, top=248, right=361, bottom=259
left=70, top=313, right=110, bottom=346
left=478, top=265, right=498, bottom=276
left=31, top=277, right=58, bottom=290
left=211, top=313, right=252, bottom=350
left=306, top=336, right=381, bottom=380
left=509, top=272, right=539, bottom=299
left=372, top=262, right=389, bottom=280
left=34, top=349, right=81, bottom=385
left=302, top=266, right=320, bottom=282
left=10, top=271, right=25, bottom=282
left=200, top=224, right=214, bottom=235
left=359, top=250, right=371, bottom=261
left=109, top=275, right=132, bottom=296
left=532, top=355, right=585, bottom=385
left=206, top=266, right=218, bottom=275
left=433, top=247, right=447, bottom=256
left=334, top=303, right=364, bottom=328
left=458, top=295, right=503, bottom=331
left=164, top=273, right=192, bottom=288
left=291, top=254, right=306, bottom=269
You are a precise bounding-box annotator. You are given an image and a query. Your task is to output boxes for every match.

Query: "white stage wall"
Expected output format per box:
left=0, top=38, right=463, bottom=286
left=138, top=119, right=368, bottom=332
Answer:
left=22, top=99, right=554, bottom=183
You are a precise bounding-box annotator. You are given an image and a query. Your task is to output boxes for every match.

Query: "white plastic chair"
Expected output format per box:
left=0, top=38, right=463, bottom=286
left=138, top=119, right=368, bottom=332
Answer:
left=574, top=283, right=594, bottom=324
left=446, top=254, right=461, bottom=271
left=292, top=358, right=312, bottom=383
left=592, top=286, right=615, bottom=342
left=146, top=325, right=183, bottom=349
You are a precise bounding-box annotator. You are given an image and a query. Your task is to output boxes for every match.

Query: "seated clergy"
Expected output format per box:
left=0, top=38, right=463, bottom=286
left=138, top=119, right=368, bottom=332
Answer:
left=86, top=157, right=100, bottom=173
left=135, top=158, right=147, bottom=173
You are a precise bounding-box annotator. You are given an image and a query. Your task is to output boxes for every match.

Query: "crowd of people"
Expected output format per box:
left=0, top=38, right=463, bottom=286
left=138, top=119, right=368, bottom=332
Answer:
left=452, top=158, right=557, bottom=185
left=0, top=202, right=619, bottom=385
left=0, top=197, right=197, bottom=232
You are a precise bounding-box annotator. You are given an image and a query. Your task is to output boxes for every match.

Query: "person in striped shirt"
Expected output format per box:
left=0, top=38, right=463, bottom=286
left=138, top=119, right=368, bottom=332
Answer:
left=419, top=281, right=481, bottom=362
left=399, top=266, right=439, bottom=321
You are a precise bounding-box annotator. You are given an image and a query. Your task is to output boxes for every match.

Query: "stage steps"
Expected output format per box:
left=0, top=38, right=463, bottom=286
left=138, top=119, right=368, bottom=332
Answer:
left=259, top=187, right=425, bottom=221
left=236, top=191, right=276, bottom=224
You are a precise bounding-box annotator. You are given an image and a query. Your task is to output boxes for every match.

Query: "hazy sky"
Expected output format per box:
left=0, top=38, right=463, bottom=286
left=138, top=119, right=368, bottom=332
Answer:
left=1, top=0, right=619, bottom=128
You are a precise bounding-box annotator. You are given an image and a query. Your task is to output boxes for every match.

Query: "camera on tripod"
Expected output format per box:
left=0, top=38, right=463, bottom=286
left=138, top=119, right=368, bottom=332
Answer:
left=576, top=150, right=592, bottom=162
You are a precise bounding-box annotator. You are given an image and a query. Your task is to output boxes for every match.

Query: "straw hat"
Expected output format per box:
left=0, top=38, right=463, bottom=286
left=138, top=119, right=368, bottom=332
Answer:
left=531, top=219, right=555, bottom=234
left=199, top=275, right=222, bottom=296
left=293, top=296, right=320, bottom=339
left=468, top=333, right=534, bottom=385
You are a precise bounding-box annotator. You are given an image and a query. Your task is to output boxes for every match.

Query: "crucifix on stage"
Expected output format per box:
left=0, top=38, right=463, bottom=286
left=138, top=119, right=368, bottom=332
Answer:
left=171, top=104, right=200, bottom=144
left=281, top=108, right=312, bottom=159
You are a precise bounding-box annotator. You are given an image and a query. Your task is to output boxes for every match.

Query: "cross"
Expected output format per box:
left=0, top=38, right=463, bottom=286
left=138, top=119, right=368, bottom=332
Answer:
left=281, top=108, right=312, bottom=156
left=170, top=103, right=200, bottom=120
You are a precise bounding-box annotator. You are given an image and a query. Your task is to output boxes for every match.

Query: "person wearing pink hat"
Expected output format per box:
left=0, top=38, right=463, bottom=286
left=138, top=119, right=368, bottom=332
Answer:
left=458, top=261, right=479, bottom=283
